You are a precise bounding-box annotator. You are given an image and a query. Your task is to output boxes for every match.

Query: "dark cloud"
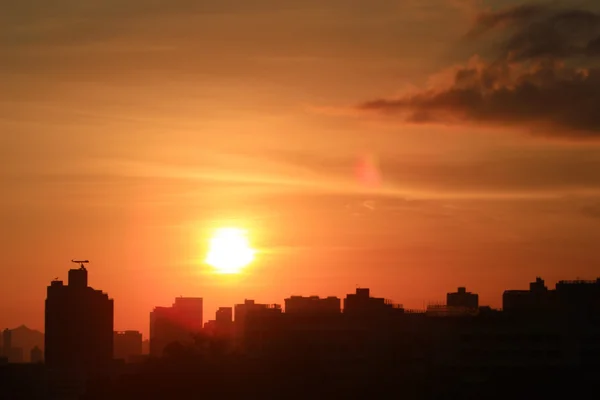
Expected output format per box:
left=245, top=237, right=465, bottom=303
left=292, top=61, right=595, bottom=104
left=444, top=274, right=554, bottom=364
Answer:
left=359, top=3, right=600, bottom=139
left=465, top=4, right=545, bottom=39
left=501, top=8, right=600, bottom=61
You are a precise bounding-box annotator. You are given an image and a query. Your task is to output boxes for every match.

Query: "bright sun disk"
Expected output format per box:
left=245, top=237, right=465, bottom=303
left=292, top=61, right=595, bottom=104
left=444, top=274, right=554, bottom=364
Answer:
left=205, top=227, right=255, bottom=274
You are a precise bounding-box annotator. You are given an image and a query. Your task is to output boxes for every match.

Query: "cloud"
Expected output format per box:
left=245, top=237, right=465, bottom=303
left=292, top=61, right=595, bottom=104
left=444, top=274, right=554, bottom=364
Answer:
left=497, top=7, right=600, bottom=61
left=465, top=3, right=544, bottom=39
left=232, top=147, right=600, bottom=200
left=359, top=3, right=600, bottom=139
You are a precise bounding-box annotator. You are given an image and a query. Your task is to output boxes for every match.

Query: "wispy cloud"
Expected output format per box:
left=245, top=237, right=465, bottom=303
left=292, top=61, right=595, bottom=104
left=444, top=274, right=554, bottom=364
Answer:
left=77, top=155, right=600, bottom=202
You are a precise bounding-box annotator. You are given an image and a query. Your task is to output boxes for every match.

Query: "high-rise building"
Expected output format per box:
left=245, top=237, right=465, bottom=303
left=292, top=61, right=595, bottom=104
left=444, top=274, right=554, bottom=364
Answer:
left=44, top=263, right=113, bottom=373
left=234, top=300, right=282, bottom=352
left=503, top=277, right=600, bottom=317
left=503, top=277, right=553, bottom=314
left=114, top=331, right=143, bottom=362
left=214, top=307, right=234, bottom=337
left=285, top=296, right=341, bottom=314
left=447, top=287, right=479, bottom=309
left=204, top=307, right=235, bottom=338
left=234, top=300, right=280, bottom=328
left=172, top=297, right=204, bottom=330
left=555, top=278, right=600, bottom=316
left=216, top=307, right=233, bottom=323
left=343, top=288, right=403, bottom=316
left=149, top=297, right=203, bottom=357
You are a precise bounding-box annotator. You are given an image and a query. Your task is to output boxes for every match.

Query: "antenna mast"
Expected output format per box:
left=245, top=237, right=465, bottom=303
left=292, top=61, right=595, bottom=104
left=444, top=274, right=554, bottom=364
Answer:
left=71, top=259, right=89, bottom=269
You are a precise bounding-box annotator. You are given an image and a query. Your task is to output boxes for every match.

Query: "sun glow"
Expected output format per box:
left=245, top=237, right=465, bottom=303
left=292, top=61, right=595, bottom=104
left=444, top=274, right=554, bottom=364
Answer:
left=205, top=227, right=255, bottom=274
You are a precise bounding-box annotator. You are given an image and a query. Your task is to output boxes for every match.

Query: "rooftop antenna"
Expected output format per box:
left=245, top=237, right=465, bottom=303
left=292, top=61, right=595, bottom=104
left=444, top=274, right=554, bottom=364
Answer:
left=71, top=259, right=89, bottom=269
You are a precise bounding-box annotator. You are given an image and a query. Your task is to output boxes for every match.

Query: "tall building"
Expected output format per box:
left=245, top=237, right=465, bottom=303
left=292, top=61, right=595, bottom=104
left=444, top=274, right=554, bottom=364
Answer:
left=44, top=262, right=114, bottom=373
left=234, top=300, right=281, bottom=328
left=234, top=300, right=282, bottom=353
left=503, top=277, right=552, bottom=314
left=447, top=287, right=479, bottom=309
left=149, top=297, right=203, bottom=357
left=214, top=307, right=234, bottom=337
left=285, top=296, right=341, bottom=314
left=114, top=331, right=143, bottom=362
left=204, top=307, right=235, bottom=338
left=555, top=278, right=600, bottom=316
left=172, top=297, right=204, bottom=330
left=503, top=277, right=600, bottom=317
left=343, top=288, right=403, bottom=316
left=216, top=307, right=233, bottom=323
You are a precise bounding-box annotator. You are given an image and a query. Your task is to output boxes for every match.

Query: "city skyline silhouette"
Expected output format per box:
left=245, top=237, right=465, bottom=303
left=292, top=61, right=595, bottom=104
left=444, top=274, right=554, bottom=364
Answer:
left=5, top=259, right=600, bottom=337
left=3, top=262, right=599, bottom=398
left=3, top=0, right=600, bottom=338
left=3, top=0, right=600, bottom=397
left=4, top=261, right=599, bottom=336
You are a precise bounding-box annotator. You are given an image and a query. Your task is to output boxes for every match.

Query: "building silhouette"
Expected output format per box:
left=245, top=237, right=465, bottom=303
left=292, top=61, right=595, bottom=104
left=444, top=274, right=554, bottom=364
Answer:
left=284, top=295, right=341, bottom=314
left=205, top=307, right=234, bottom=336
left=203, top=307, right=235, bottom=354
left=502, top=276, right=600, bottom=318
left=4, top=272, right=600, bottom=399
left=234, top=300, right=281, bottom=328
left=343, top=288, right=403, bottom=316
left=2, top=328, right=23, bottom=363
left=149, top=297, right=203, bottom=357
left=234, top=300, right=282, bottom=351
left=503, top=277, right=552, bottom=314
left=114, top=331, right=142, bottom=362
left=214, top=307, right=233, bottom=336
left=44, top=263, right=114, bottom=373
left=447, top=287, right=478, bottom=309
left=554, top=278, right=600, bottom=316
left=216, top=306, right=233, bottom=323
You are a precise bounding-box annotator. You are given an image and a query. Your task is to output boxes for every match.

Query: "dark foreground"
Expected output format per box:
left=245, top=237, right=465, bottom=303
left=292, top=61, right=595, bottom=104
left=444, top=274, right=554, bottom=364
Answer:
left=2, top=354, right=597, bottom=400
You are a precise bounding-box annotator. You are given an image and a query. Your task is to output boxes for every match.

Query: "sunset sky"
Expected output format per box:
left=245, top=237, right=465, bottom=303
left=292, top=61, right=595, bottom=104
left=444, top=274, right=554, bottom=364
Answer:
left=2, top=0, right=600, bottom=336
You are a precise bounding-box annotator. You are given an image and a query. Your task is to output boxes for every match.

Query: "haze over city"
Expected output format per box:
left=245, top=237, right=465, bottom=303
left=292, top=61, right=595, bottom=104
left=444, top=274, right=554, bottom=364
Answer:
left=3, top=0, right=600, bottom=338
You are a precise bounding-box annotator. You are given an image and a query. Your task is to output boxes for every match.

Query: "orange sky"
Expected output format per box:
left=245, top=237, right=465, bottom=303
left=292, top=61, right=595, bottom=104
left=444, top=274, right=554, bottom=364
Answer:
left=2, top=0, right=600, bottom=337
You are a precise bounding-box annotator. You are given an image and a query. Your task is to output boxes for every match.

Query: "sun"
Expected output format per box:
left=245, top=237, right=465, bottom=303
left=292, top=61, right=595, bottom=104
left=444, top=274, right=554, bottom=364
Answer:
left=205, top=227, right=255, bottom=274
